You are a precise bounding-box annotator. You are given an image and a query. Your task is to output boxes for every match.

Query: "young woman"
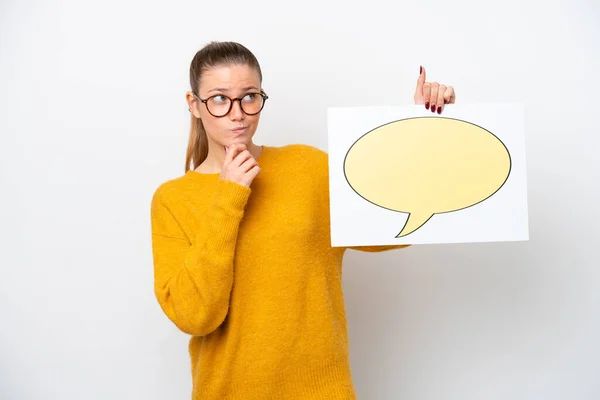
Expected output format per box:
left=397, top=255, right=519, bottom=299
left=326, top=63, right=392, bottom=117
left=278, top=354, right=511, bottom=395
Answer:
left=150, top=41, right=456, bottom=400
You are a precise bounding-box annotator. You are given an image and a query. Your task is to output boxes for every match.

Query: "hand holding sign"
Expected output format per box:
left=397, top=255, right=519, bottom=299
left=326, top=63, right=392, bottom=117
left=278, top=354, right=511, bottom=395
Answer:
left=414, top=66, right=456, bottom=114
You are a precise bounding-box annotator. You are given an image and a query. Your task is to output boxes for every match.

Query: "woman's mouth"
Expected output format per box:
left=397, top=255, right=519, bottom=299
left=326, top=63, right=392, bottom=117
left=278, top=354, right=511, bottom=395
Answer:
left=232, top=126, right=247, bottom=134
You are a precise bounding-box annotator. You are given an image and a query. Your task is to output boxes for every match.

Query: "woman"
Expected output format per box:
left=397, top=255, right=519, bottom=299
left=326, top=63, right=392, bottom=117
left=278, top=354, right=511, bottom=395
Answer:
left=150, top=41, right=456, bottom=400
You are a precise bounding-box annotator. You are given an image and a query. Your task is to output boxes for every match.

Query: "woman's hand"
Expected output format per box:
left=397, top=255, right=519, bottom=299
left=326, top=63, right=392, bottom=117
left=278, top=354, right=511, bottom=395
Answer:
left=220, top=144, right=260, bottom=188
left=414, top=66, right=456, bottom=114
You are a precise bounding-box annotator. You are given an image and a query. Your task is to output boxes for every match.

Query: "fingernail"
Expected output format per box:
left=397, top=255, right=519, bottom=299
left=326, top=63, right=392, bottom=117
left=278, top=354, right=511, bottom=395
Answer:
left=431, top=105, right=436, bottom=113
left=420, top=66, right=422, bottom=74
left=437, top=107, right=442, bottom=114
left=425, top=101, right=429, bottom=110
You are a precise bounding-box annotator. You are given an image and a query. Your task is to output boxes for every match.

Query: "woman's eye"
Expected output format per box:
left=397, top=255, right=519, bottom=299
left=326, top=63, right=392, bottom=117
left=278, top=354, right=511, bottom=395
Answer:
left=243, top=93, right=256, bottom=101
left=213, top=95, right=227, bottom=103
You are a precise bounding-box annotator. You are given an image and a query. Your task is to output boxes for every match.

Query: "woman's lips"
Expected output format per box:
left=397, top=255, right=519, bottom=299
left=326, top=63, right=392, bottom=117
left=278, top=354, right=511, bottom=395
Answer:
left=232, top=126, right=247, bottom=134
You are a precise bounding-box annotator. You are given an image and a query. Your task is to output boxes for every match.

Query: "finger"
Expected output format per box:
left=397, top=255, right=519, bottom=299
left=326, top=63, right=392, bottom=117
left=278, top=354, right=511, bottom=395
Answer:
left=414, top=65, right=426, bottom=104
left=239, top=156, right=258, bottom=172
left=436, top=85, right=446, bottom=114
left=231, top=150, right=253, bottom=168
left=227, top=143, right=246, bottom=158
left=423, top=82, right=431, bottom=110
left=223, top=144, right=245, bottom=167
left=230, top=143, right=247, bottom=153
left=429, top=82, right=439, bottom=113
left=248, top=165, right=261, bottom=180
left=444, top=86, right=456, bottom=104
left=223, top=145, right=236, bottom=167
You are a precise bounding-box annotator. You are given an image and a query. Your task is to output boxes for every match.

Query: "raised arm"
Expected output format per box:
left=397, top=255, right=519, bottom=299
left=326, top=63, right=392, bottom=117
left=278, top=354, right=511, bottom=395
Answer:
left=150, top=179, right=250, bottom=336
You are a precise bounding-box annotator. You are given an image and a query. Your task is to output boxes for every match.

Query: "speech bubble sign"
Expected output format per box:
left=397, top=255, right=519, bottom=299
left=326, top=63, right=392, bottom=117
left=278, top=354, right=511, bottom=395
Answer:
left=343, top=117, right=511, bottom=237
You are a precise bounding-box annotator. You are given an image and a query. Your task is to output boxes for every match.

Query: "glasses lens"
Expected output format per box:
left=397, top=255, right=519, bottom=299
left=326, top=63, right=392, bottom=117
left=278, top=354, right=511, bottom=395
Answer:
left=240, top=93, right=265, bottom=115
left=207, top=95, right=232, bottom=117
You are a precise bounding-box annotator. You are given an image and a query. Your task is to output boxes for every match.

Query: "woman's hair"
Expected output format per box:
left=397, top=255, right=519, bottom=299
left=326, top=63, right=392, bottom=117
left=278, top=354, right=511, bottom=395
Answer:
left=185, top=41, right=263, bottom=172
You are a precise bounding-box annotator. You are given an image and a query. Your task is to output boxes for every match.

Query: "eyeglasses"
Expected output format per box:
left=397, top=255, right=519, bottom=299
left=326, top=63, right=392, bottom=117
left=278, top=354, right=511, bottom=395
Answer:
left=193, top=91, right=268, bottom=117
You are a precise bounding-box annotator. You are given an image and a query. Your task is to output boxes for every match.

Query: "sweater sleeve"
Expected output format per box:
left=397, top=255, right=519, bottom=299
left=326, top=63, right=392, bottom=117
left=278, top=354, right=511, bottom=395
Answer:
left=150, top=178, right=251, bottom=336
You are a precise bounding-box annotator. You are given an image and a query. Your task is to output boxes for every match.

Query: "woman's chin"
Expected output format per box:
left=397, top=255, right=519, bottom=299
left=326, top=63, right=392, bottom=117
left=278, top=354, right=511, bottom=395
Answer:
left=227, top=136, right=253, bottom=147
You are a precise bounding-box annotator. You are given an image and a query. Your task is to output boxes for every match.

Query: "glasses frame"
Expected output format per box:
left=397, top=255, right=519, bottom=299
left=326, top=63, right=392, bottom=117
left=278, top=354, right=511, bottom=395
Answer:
left=192, top=91, right=269, bottom=117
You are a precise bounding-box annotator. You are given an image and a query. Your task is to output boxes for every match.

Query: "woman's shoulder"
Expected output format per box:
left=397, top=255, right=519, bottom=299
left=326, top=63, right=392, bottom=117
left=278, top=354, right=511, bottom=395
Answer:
left=265, top=144, right=330, bottom=193
left=150, top=170, right=212, bottom=209
left=267, top=143, right=329, bottom=165
left=151, top=174, right=184, bottom=208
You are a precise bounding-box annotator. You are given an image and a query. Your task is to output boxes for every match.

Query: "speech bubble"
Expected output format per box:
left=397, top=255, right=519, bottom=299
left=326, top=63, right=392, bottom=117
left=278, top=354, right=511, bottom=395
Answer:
left=343, top=117, right=511, bottom=237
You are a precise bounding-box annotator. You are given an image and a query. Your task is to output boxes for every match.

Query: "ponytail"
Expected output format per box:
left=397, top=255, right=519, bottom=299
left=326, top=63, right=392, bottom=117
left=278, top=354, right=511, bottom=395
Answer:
left=185, top=114, right=208, bottom=172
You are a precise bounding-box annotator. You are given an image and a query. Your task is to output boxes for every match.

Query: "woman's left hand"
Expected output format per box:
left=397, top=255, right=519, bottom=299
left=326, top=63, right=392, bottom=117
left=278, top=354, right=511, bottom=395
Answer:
left=413, top=66, right=456, bottom=114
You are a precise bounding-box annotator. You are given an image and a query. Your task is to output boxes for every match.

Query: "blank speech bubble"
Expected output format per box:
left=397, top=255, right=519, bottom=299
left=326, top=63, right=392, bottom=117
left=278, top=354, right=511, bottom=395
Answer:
left=343, top=117, right=511, bottom=237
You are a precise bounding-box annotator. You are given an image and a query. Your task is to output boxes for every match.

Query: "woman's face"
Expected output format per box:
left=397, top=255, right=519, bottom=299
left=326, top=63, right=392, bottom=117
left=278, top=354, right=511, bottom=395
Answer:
left=191, top=64, right=263, bottom=150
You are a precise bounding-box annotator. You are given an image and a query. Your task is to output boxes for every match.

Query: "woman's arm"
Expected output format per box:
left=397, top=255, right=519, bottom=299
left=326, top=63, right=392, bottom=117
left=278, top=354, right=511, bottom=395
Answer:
left=150, top=179, right=250, bottom=336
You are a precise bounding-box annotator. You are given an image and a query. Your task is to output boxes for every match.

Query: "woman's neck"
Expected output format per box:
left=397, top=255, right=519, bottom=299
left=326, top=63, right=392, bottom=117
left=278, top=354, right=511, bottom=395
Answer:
left=195, top=142, right=263, bottom=174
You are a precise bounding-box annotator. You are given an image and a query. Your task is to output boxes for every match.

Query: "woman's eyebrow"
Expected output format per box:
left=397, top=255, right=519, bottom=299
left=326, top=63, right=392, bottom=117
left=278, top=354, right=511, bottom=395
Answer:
left=206, top=86, right=259, bottom=95
left=206, top=87, right=228, bottom=94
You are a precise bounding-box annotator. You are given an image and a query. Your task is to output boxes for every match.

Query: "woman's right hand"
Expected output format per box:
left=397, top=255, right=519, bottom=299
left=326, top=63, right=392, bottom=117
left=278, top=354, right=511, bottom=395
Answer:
left=220, top=144, right=261, bottom=187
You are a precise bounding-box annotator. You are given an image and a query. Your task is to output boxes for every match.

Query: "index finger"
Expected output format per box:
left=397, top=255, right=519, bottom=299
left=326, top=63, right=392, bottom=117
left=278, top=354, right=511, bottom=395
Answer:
left=229, top=143, right=248, bottom=161
left=224, top=144, right=242, bottom=165
left=414, top=66, right=426, bottom=102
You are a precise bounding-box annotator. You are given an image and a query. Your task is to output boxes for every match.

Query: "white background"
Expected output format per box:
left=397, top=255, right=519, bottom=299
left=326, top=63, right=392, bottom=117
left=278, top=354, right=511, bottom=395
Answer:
left=1, top=0, right=599, bottom=399
left=327, top=103, right=529, bottom=246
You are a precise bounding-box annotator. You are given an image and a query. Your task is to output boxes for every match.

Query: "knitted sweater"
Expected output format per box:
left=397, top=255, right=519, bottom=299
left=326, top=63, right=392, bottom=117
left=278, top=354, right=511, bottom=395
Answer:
left=150, top=144, right=408, bottom=399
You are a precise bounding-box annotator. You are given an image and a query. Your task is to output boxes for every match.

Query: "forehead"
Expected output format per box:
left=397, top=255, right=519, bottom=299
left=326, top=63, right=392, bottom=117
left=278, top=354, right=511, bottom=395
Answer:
left=199, top=64, right=261, bottom=93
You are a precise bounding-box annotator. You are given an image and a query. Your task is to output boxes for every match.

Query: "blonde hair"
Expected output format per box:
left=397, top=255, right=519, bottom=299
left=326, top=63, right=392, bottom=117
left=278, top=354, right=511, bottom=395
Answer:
left=185, top=41, right=263, bottom=172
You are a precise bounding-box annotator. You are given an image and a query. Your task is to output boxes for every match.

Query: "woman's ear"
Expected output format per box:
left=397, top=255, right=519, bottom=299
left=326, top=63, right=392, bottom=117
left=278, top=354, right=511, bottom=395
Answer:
left=185, top=91, right=201, bottom=119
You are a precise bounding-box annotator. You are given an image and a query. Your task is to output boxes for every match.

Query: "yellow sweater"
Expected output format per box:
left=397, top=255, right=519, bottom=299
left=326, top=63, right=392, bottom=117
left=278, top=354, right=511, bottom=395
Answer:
left=150, top=144, right=408, bottom=399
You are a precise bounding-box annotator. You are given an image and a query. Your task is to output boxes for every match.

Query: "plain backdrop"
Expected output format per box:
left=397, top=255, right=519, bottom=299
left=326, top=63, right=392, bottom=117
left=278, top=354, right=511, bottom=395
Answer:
left=1, top=0, right=599, bottom=399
